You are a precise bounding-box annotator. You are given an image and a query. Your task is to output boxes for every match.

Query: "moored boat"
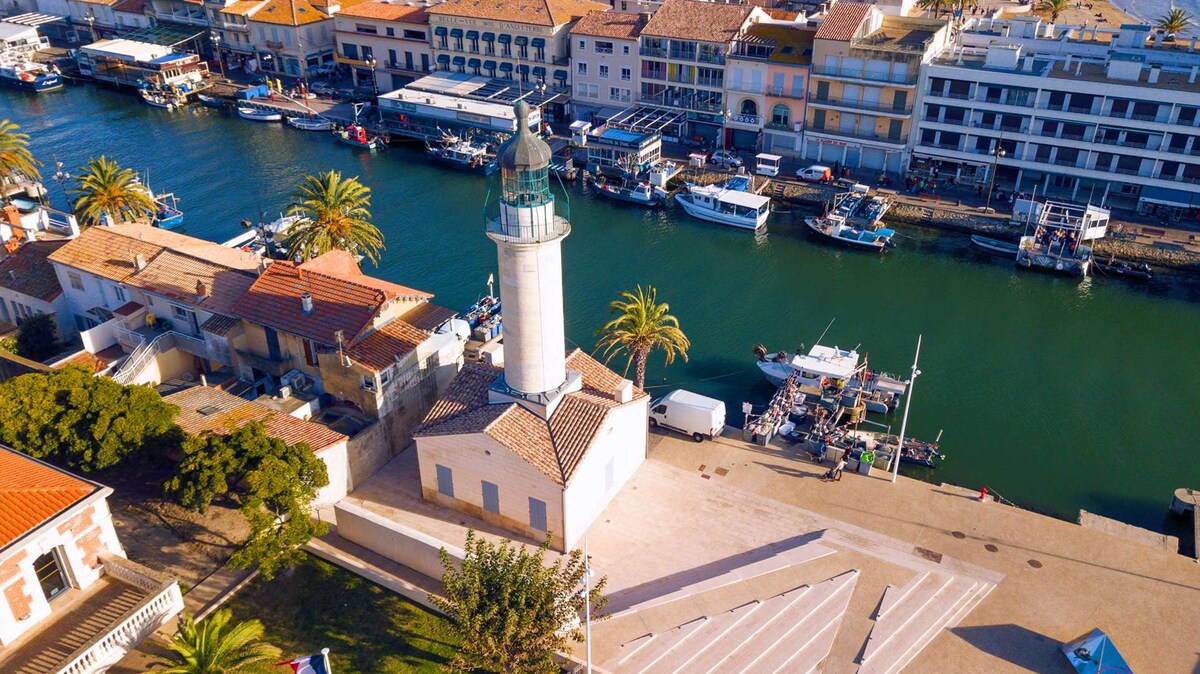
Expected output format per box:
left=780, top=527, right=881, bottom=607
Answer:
left=970, top=234, right=1019, bottom=257
left=0, top=59, right=61, bottom=92
left=754, top=343, right=908, bottom=414
left=861, top=195, right=891, bottom=224
left=197, top=93, right=223, bottom=108
left=585, top=172, right=666, bottom=207
left=140, top=89, right=181, bottom=109
left=237, top=106, right=283, bottom=122
left=288, top=116, right=332, bottom=131
left=805, top=213, right=894, bottom=251
left=222, top=214, right=300, bottom=257
left=675, top=182, right=770, bottom=230
left=336, top=123, right=385, bottom=150
left=426, top=134, right=496, bottom=175
left=1094, top=257, right=1153, bottom=281
left=151, top=192, right=183, bottom=230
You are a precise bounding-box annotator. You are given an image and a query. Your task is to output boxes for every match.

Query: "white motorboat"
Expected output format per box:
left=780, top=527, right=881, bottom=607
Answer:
left=675, top=183, right=770, bottom=230
left=222, top=214, right=300, bottom=257
left=140, top=89, right=181, bottom=109
left=805, top=213, right=895, bottom=251
left=755, top=343, right=908, bottom=414
left=287, top=116, right=332, bottom=131
left=238, top=106, right=283, bottom=122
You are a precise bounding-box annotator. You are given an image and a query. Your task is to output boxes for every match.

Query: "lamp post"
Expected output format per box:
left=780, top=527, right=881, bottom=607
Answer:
left=52, top=157, right=73, bottom=211
left=984, top=139, right=1006, bottom=213
left=85, top=14, right=95, bottom=44
left=365, top=56, right=379, bottom=123
left=722, top=107, right=732, bottom=152
left=211, top=33, right=225, bottom=79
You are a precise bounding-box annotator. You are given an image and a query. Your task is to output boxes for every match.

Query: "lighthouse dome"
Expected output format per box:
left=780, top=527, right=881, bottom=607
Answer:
left=496, top=100, right=551, bottom=172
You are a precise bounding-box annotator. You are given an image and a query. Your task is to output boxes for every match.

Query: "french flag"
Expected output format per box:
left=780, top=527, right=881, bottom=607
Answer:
left=276, top=649, right=330, bottom=674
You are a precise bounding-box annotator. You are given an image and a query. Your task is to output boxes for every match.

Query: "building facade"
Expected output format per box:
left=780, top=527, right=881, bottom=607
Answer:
left=912, top=16, right=1200, bottom=216
left=568, top=10, right=644, bottom=122
left=211, top=0, right=349, bottom=77
left=804, top=3, right=949, bottom=173
left=332, top=0, right=434, bottom=91
left=727, top=22, right=813, bottom=156
left=0, top=240, right=73, bottom=343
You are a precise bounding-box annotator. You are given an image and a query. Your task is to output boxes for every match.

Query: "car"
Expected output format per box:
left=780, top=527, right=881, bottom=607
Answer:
left=649, top=389, right=727, bottom=442
left=796, top=164, right=833, bottom=183
left=709, top=150, right=744, bottom=168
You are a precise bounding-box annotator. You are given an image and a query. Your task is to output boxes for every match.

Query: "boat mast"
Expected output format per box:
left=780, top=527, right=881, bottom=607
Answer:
left=891, top=334, right=922, bottom=484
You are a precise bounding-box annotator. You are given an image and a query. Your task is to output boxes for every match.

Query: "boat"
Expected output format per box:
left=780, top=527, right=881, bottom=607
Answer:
left=197, top=93, right=224, bottom=108
left=754, top=343, right=908, bottom=414
left=237, top=106, right=282, bottom=122
left=0, top=59, right=61, bottom=92
left=140, top=89, right=181, bottom=109
left=585, top=171, right=666, bottom=207
left=1093, top=257, right=1153, bottom=281
left=151, top=192, right=183, bottom=230
left=970, top=234, right=1019, bottom=257
left=426, top=134, right=496, bottom=175
left=860, top=195, right=891, bottom=225
left=1014, top=198, right=1108, bottom=277
left=675, top=182, right=770, bottom=230
left=288, top=116, right=333, bottom=132
left=722, top=175, right=752, bottom=192
left=846, top=431, right=946, bottom=468
left=336, top=123, right=384, bottom=150
left=805, top=213, right=894, bottom=251
left=832, top=184, right=870, bottom=218
left=221, top=213, right=300, bottom=257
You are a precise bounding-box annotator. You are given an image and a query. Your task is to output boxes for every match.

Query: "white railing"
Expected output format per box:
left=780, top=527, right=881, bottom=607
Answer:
left=56, top=556, right=183, bottom=674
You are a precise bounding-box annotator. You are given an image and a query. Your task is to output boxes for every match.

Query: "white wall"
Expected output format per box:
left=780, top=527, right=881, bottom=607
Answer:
left=335, top=500, right=465, bottom=580
left=315, top=440, right=350, bottom=506
left=561, top=398, right=648, bottom=550
left=571, top=34, right=639, bottom=117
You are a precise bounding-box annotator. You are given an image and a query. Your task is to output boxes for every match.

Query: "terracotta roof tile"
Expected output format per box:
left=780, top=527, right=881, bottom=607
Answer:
left=113, top=301, right=144, bottom=317
left=336, top=0, right=431, bottom=22
left=165, top=386, right=346, bottom=452
left=420, top=361, right=500, bottom=429
left=642, top=0, right=755, bottom=43
left=0, top=446, right=99, bottom=551
left=48, top=225, right=260, bottom=287
left=428, top=0, right=608, bottom=27
left=220, top=0, right=263, bottom=16
left=401, top=302, right=456, bottom=332
left=570, top=10, right=646, bottom=40
left=127, top=250, right=258, bottom=315
left=345, top=319, right=429, bottom=372
left=299, top=251, right=432, bottom=300
left=0, top=240, right=68, bottom=303
left=814, top=2, right=872, bottom=41
left=249, top=0, right=335, bottom=25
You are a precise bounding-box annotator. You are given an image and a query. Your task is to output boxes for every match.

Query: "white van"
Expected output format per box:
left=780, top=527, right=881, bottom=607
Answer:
left=649, top=389, right=726, bottom=442
left=796, top=165, right=833, bottom=183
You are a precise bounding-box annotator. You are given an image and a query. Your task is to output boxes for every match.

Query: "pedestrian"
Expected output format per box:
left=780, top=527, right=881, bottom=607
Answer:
left=833, top=457, right=847, bottom=481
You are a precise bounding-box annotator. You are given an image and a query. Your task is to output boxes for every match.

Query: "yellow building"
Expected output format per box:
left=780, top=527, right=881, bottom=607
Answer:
left=805, top=3, right=949, bottom=174
left=211, top=0, right=368, bottom=77
left=332, top=0, right=435, bottom=91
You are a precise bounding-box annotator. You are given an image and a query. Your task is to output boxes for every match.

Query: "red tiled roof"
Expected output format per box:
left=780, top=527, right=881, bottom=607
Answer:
left=126, top=250, right=258, bottom=316
left=642, top=0, right=755, bottom=43
left=814, top=2, right=872, bottom=41
left=298, top=250, right=432, bottom=300
left=335, top=0, right=430, bottom=22
left=345, top=319, right=429, bottom=372
left=0, top=446, right=99, bottom=551
left=427, top=0, right=608, bottom=27
left=570, top=10, right=646, bottom=40
left=0, top=240, right=68, bottom=303
left=165, top=386, right=347, bottom=452
left=48, top=225, right=261, bottom=283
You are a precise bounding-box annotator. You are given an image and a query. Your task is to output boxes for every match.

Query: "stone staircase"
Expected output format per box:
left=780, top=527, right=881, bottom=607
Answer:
left=857, top=571, right=995, bottom=674
left=611, top=570, right=859, bottom=674
left=7, top=581, right=146, bottom=674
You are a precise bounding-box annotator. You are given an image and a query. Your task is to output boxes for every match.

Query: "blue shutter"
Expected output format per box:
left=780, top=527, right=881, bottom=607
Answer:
left=482, top=481, right=499, bottom=513
left=529, top=497, right=547, bottom=531
left=436, top=464, right=454, bottom=498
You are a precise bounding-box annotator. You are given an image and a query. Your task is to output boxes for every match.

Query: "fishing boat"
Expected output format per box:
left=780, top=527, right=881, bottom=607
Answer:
left=197, top=93, right=223, bottom=108
left=832, top=184, right=870, bottom=218
left=805, top=212, right=894, bottom=251
left=754, top=343, right=908, bottom=414
left=1093, top=257, right=1153, bottom=281
left=846, top=431, right=946, bottom=468
left=288, top=116, right=332, bottom=132
left=722, top=175, right=752, bottom=192
left=0, top=59, right=61, bottom=92
left=140, top=89, right=181, bottom=109
left=675, top=182, right=770, bottom=230
left=221, top=214, right=300, bottom=257
left=426, top=134, right=496, bottom=175
left=237, top=106, right=282, bottom=122
left=860, top=195, right=891, bottom=224
left=970, top=234, right=1019, bottom=257
left=336, top=123, right=385, bottom=150
left=1015, top=198, right=1108, bottom=277
left=151, top=192, right=183, bottom=230
left=585, top=171, right=666, bottom=207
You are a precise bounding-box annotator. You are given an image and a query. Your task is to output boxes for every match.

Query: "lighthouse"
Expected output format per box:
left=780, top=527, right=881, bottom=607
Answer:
left=486, top=100, right=581, bottom=417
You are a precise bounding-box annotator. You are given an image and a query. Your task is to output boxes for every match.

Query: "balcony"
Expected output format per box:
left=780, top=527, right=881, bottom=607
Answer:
left=728, top=83, right=766, bottom=95
left=727, top=113, right=759, bottom=127
left=808, top=126, right=907, bottom=146
left=698, top=52, right=725, bottom=65
left=808, top=95, right=912, bottom=115
left=812, top=64, right=917, bottom=85
left=264, top=40, right=284, bottom=51
left=235, top=347, right=293, bottom=378
left=768, top=86, right=803, bottom=100
left=668, top=49, right=696, bottom=61
left=0, top=555, right=182, bottom=674
left=640, top=46, right=668, bottom=57
left=335, top=53, right=370, bottom=67
left=696, top=77, right=723, bottom=89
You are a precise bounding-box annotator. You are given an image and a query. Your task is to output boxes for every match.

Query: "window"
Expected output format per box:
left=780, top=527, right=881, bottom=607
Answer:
left=113, top=284, right=126, bottom=303
left=68, top=271, right=83, bottom=291
left=595, top=40, right=613, bottom=54
left=813, top=109, right=826, bottom=130
left=355, top=23, right=377, bottom=34
left=578, top=39, right=585, bottom=51
left=740, top=99, right=757, bottom=116
left=620, top=66, right=631, bottom=81
left=436, top=464, right=454, bottom=498
left=770, top=103, right=790, bottom=127
left=342, top=43, right=359, bottom=60
left=302, top=338, right=319, bottom=367
left=529, top=497, right=547, bottom=531
left=35, top=549, right=70, bottom=603
left=598, top=64, right=608, bottom=79
left=403, top=29, right=424, bottom=40
left=623, top=44, right=630, bottom=55
left=386, top=26, right=394, bottom=36
left=610, top=86, right=620, bottom=101
left=577, top=61, right=587, bottom=75
left=482, top=481, right=499, bottom=514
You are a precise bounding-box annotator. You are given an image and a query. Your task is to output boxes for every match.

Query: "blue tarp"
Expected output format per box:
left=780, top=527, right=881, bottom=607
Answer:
left=237, top=84, right=271, bottom=100
left=1061, top=629, right=1134, bottom=674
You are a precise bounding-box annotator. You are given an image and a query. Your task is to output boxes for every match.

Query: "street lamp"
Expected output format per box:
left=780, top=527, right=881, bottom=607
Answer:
left=85, top=14, right=95, bottom=44
left=211, top=33, right=225, bottom=80
left=722, top=107, right=732, bottom=152
left=984, top=139, right=1006, bottom=213
left=365, top=56, right=379, bottom=123
left=52, top=157, right=73, bottom=211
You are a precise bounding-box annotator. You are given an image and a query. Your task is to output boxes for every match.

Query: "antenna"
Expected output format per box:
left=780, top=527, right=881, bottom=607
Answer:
left=814, top=317, right=835, bottom=346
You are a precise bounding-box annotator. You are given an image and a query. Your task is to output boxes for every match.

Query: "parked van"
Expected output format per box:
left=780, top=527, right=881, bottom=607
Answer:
left=796, top=165, right=833, bottom=183
left=649, top=389, right=727, bottom=442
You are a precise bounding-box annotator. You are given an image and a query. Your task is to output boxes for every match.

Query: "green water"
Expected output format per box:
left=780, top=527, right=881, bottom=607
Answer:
left=5, top=85, right=1199, bottom=531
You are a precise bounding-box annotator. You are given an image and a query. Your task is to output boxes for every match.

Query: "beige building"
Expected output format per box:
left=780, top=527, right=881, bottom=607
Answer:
left=804, top=3, right=949, bottom=173
left=212, top=0, right=365, bottom=77
left=426, top=0, right=607, bottom=122
left=568, top=10, right=645, bottom=122
left=333, top=0, right=435, bottom=91
left=726, top=21, right=814, bottom=156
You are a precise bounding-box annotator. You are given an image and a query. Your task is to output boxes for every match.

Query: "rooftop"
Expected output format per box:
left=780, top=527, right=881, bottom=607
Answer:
left=334, top=0, right=432, bottom=22
left=570, top=10, right=646, bottom=40
left=737, top=23, right=816, bottom=65
left=165, top=386, right=347, bottom=452
left=642, top=0, right=756, bottom=43
left=856, top=16, right=944, bottom=54
left=344, top=318, right=430, bottom=372
left=427, top=0, right=608, bottom=27
left=813, top=2, right=872, bottom=42
left=0, top=446, right=99, bottom=552
left=416, top=349, right=645, bottom=486
left=0, top=240, right=68, bottom=303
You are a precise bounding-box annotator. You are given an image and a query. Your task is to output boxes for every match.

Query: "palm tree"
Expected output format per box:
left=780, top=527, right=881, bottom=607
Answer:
left=1037, top=0, right=1070, bottom=22
left=916, top=0, right=948, bottom=16
left=1158, top=7, right=1193, bottom=35
left=280, top=170, right=384, bottom=266
left=594, top=285, right=690, bottom=390
left=0, top=120, right=40, bottom=204
left=151, top=609, right=280, bottom=674
left=71, top=156, right=155, bottom=227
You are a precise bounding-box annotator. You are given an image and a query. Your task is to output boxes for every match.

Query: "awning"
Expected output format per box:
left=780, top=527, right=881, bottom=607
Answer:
left=531, top=37, right=545, bottom=48
left=468, top=58, right=481, bottom=68
left=450, top=28, right=463, bottom=38
left=481, top=32, right=495, bottom=42
left=517, top=64, right=529, bottom=74
left=452, top=56, right=466, bottom=65
left=466, top=30, right=479, bottom=40
left=1061, top=629, right=1132, bottom=674
left=497, top=34, right=512, bottom=44
left=532, top=66, right=546, bottom=77
left=554, top=69, right=568, bottom=80
left=514, top=35, right=528, bottom=46
left=483, top=60, right=497, bottom=70
left=499, top=61, right=513, bottom=70
left=434, top=26, right=447, bottom=36
left=436, top=54, right=449, bottom=64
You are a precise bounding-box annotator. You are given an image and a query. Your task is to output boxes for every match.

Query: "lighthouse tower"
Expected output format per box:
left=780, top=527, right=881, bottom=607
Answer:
left=486, top=101, right=581, bottom=417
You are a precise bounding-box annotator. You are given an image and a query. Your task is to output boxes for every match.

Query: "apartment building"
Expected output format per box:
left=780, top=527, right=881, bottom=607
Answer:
left=0, top=240, right=73, bottom=342
left=31, top=0, right=151, bottom=42
left=638, top=0, right=767, bottom=143
left=804, top=3, right=949, bottom=173
left=913, top=17, right=1200, bottom=216
left=333, top=0, right=435, bottom=91
left=212, top=0, right=356, bottom=77
left=426, top=0, right=607, bottom=122
left=726, top=22, right=814, bottom=156
left=568, top=10, right=645, bottom=122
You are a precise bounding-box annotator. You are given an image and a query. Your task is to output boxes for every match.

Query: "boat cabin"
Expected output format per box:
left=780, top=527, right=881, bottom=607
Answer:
left=0, top=22, right=48, bottom=58
left=755, top=153, right=782, bottom=177
left=789, top=345, right=861, bottom=389
left=1016, top=200, right=1108, bottom=276
left=690, top=186, right=770, bottom=227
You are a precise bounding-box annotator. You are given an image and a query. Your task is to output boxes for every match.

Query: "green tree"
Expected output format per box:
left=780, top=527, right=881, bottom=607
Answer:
left=594, top=284, right=690, bottom=390
left=1158, top=7, right=1193, bottom=35
left=151, top=609, right=281, bottom=674
left=0, top=120, right=40, bottom=204
left=14, top=313, right=58, bottom=362
left=71, top=156, right=156, bottom=228
left=281, top=170, right=385, bottom=266
left=916, top=0, right=948, bottom=16
left=433, top=530, right=606, bottom=674
left=1037, top=0, right=1070, bottom=22
left=0, top=366, right=178, bottom=471
left=166, top=421, right=329, bottom=580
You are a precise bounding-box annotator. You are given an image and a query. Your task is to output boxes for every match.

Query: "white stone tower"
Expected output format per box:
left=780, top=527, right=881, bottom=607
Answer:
left=487, top=101, right=581, bottom=417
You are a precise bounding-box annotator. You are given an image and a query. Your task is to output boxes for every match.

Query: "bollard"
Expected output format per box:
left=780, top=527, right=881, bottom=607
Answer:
left=979, top=486, right=988, bottom=503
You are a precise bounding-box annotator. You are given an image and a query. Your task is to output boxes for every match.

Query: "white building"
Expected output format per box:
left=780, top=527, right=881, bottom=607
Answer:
left=414, top=101, right=649, bottom=552
left=0, top=240, right=73, bottom=342
left=912, top=16, right=1200, bottom=216
left=569, top=10, right=645, bottom=122
left=332, top=0, right=436, bottom=90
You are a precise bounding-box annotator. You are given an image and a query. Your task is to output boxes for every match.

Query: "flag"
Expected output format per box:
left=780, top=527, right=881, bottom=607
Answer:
left=276, top=651, right=330, bottom=674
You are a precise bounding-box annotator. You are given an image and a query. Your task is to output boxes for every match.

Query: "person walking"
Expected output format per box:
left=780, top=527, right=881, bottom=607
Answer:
left=833, top=457, right=847, bottom=482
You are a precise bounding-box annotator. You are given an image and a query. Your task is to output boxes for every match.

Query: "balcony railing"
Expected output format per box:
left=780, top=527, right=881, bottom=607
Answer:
left=669, top=49, right=696, bottom=61
left=639, top=46, right=667, bottom=57
left=768, top=86, right=803, bottom=100
left=698, top=52, right=725, bottom=65
left=811, top=64, right=917, bottom=85
left=696, top=77, right=723, bottom=88
left=727, top=83, right=765, bottom=95
left=808, top=126, right=907, bottom=145
left=727, top=113, right=759, bottom=126
left=235, top=347, right=293, bottom=377
left=809, top=95, right=913, bottom=115
left=264, top=40, right=284, bottom=50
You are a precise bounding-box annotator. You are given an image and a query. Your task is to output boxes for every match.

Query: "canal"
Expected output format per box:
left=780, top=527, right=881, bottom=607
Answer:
left=4, top=84, right=1199, bottom=532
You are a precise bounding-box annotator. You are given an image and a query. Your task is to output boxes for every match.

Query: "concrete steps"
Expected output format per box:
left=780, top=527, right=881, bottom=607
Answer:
left=9, top=582, right=145, bottom=674
left=612, top=571, right=859, bottom=674
left=857, top=572, right=995, bottom=674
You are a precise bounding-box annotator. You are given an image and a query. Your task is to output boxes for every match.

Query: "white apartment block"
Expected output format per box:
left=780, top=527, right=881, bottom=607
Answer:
left=569, top=11, right=644, bottom=121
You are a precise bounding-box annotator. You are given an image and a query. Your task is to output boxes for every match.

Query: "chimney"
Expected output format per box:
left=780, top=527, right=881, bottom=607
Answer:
left=1149, top=65, right=1160, bottom=83
left=134, top=253, right=146, bottom=270
left=614, top=379, right=633, bottom=403
left=301, top=292, right=314, bottom=315
left=2, top=205, right=18, bottom=228
left=195, top=279, right=207, bottom=296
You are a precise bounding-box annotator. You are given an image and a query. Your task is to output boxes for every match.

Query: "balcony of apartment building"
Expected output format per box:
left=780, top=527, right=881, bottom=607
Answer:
left=809, top=94, right=911, bottom=117
left=0, top=555, right=182, bottom=674
left=808, top=123, right=906, bottom=146
left=811, top=64, right=917, bottom=86
left=767, top=85, right=803, bottom=101
left=264, top=40, right=285, bottom=51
